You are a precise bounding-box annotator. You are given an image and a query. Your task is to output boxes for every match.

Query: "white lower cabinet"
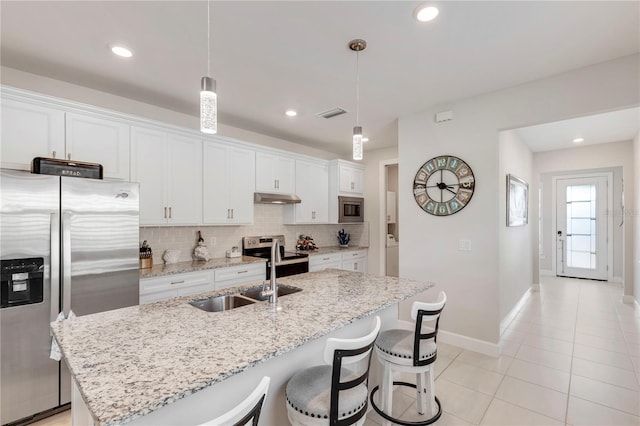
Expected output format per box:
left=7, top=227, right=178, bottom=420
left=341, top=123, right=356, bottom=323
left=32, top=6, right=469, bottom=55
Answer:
left=140, top=271, right=214, bottom=305
left=309, top=253, right=342, bottom=272
left=341, top=249, right=368, bottom=273
left=214, top=263, right=265, bottom=290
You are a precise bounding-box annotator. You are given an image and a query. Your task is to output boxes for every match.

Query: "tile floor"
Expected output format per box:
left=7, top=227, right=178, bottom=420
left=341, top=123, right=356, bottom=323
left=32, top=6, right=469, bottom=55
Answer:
left=32, top=276, right=639, bottom=426
left=365, top=276, right=640, bottom=426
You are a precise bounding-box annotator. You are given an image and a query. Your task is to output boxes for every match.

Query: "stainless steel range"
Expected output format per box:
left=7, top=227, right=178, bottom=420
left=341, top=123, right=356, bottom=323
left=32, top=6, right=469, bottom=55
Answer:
left=242, top=235, right=308, bottom=278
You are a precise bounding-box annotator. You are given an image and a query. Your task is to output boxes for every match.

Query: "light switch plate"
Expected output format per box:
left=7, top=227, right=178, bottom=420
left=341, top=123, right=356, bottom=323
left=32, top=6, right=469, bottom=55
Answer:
left=459, top=239, right=471, bottom=251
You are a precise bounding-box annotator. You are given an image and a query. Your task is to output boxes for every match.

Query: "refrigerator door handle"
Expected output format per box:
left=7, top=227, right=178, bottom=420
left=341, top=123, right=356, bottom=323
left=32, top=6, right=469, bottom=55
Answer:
left=50, top=213, right=60, bottom=332
left=62, top=213, right=72, bottom=316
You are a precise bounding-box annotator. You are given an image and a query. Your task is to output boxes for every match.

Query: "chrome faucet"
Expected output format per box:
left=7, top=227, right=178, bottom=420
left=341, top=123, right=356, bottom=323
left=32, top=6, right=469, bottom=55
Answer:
left=261, top=239, right=281, bottom=305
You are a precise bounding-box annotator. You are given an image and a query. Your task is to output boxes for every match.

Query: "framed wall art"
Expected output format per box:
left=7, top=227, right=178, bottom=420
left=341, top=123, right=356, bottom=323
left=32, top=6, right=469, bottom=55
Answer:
left=506, top=174, right=528, bottom=227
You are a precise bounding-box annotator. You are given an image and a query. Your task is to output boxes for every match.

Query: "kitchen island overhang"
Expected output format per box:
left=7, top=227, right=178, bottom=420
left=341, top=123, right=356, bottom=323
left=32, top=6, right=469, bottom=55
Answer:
left=51, top=269, right=434, bottom=425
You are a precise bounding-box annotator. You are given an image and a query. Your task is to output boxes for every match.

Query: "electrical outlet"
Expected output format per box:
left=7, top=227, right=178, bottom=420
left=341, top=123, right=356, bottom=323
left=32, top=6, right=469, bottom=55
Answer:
left=210, top=237, right=216, bottom=246
left=458, top=239, right=471, bottom=251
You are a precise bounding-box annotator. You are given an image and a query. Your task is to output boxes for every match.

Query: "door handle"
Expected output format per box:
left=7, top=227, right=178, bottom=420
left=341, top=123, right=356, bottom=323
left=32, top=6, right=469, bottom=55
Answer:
left=164, top=207, right=168, bottom=219
left=168, top=207, right=172, bottom=219
left=50, top=213, right=60, bottom=327
left=62, top=213, right=72, bottom=315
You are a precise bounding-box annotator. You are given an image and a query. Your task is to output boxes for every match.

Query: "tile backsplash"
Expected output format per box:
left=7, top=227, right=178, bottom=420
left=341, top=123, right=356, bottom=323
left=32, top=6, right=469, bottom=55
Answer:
left=140, top=204, right=369, bottom=264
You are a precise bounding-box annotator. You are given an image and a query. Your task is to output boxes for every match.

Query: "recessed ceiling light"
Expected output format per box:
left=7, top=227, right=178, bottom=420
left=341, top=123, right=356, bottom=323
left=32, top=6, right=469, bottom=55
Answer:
left=110, top=45, right=133, bottom=58
left=362, top=137, right=369, bottom=143
left=414, top=5, right=439, bottom=22
left=285, top=110, right=297, bottom=117
left=573, top=137, right=584, bottom=143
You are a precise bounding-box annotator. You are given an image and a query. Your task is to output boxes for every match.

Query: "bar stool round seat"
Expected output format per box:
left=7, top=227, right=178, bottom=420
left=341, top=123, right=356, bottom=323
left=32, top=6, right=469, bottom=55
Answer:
left=370, top=291, right=446, bottom=426
left=198, top=376, right=270, bottom=426
left=286, top=316, right=381, bottom=426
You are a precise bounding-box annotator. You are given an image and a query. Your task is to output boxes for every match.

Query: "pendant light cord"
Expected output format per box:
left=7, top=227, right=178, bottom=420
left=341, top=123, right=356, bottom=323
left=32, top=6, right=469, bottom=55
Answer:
left=356, top=50, right=360, bottom=125
left=207, top=0, right=211, bottom=76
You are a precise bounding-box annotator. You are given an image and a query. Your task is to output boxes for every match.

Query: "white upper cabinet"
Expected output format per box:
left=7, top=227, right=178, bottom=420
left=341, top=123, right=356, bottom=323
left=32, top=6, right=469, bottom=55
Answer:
left=0, top=98, right=130, bottom=180
left=284, top=159, right=329, bottom=224
left=1, top=99, right=66, bottom=170
left=131, top=126, right=202, bottom=226
left=65, top=113, right=130, bottom=180
left=203, top=140, right=255, bottom=225
left=338, top=163, right=364, bottom=195
left=255, top=151, right=295, bottom=194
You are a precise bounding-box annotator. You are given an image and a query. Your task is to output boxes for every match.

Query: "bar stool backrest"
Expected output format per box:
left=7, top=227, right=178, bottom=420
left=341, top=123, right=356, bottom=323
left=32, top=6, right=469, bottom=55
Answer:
left=410, top=291, right=447, bottom=367
left=323, top=316, right=381, bottom=426
left=200, top=376, right=270, bottom=426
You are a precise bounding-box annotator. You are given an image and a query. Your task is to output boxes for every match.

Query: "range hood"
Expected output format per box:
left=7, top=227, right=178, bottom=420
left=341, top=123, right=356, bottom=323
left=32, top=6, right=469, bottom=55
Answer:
left=254, top=192, right=301, bottom=204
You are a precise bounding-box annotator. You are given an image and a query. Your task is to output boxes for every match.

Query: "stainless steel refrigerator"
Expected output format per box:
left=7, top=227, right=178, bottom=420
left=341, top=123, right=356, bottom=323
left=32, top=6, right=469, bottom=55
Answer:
left=0, top=169, right=140, bottom=425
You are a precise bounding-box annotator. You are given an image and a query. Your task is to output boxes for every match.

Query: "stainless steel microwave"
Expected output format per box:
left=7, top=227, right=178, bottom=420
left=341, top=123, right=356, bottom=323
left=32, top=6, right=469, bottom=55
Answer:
left=338, top=196, right=364, bottom=223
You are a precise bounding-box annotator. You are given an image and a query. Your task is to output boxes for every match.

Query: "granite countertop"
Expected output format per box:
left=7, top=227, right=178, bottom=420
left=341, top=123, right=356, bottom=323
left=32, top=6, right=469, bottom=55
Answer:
left=51, top=269, right=432, bottom=426
left=296, top=245, right=368, bottom=256
left=139, top=256, right=266, bottom=279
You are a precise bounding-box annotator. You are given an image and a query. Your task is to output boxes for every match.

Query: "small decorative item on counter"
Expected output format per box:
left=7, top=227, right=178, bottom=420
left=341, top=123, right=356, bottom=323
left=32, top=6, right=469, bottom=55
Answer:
left=139, top=240, right=153, bottom=269
left=337, top=229, right=350, bottom=247
left=193, top=230, right=211, bottom=261
left=296, top=234, right=318, bottom=251
left=162, top=250, right=181, bottom=264
left=226, top=246, right=241, bottom=258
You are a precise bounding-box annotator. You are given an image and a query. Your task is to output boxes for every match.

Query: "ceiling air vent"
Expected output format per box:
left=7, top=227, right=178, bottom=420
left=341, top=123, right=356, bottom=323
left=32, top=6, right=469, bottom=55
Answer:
left=316, top=107, right=348, bottom=119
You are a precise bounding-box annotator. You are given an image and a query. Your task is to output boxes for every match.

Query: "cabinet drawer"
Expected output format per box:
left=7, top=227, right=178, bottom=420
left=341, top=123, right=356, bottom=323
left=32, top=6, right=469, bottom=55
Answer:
left=140, top=271, right=213, bottom=304
left=309, top=253, right=342, bottom=267
left=342, top=249, right=367, bottom=261
left=214, top=263, right=265, bottom=289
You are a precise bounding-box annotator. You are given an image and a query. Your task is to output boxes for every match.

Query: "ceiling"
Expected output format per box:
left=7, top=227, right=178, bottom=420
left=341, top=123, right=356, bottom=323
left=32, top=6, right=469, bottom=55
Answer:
left=514, top=107, right=640, bottom=153
left=1, top=1, right=638, bottom=156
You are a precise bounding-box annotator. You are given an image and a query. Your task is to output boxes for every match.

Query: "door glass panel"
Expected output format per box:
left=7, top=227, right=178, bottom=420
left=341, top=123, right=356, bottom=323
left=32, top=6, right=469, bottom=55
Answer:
left=566, top=184, right=597, bottom=269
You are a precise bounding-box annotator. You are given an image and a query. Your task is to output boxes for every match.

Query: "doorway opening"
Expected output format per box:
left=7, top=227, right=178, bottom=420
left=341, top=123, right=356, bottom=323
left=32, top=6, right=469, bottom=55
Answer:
left=379, top=160, right=399, bottom=277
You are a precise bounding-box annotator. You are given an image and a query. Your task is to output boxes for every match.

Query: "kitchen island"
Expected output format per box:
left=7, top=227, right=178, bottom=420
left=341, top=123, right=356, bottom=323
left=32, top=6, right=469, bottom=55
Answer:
left=51, top=269, right=433, bottom=425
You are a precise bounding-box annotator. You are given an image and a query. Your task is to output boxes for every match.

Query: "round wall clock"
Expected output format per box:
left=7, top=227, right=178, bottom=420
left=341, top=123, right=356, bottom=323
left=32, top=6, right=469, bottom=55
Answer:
left=413, top=155, right=475, bottom=216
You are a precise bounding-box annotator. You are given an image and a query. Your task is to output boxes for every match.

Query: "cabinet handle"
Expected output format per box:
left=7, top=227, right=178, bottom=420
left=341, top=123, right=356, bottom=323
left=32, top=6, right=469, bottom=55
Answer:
left=170, top=280, right=185, bottom=285
left=164, top=207, right=168, bottom=218
left=387, top=215, right=391, bottom=221
left=354, top=262, right=358, bottom=271
left=312, top=211, right=316, bottom=219
left=231, top=208, right=234, bottom=219
left=67, top=153, right=72, bottom=160
left=52, top=151, right=57, bottom=158
left=237, top=270, right=248, bottom=274
left=168, top=207, right=172, bottom=218
left=351, top=182, right=354, bottom=190
left=323, top=257, right=330, bottom=261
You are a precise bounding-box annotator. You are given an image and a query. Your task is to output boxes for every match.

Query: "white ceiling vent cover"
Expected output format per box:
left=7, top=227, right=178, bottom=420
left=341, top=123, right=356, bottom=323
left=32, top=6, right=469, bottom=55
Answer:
left=316, top=107, right=348, bottom=119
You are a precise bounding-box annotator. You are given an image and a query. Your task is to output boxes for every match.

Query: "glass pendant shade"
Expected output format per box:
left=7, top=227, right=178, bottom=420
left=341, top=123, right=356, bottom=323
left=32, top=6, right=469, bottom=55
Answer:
left=352, top=126, right=363, bottom=161
left=200, top=76, right=217, bottom=134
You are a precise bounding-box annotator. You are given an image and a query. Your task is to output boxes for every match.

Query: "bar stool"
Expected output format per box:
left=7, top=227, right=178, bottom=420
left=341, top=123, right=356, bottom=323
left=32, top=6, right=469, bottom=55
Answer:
left=370, top=291, right=446, bottom=426
left=199, top=376, right=270, bottom=426
left=285, top=316, right=381, bottom=426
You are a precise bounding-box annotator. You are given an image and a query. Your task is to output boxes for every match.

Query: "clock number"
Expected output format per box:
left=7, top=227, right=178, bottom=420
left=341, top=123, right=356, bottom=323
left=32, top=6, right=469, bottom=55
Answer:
left=426, top=202, right=435, bottom=212
left=448, top=158, right=459, bottom=170
left=416, top=170, right=428, bottom=183
left=436, top=157, right=447, bottom=167
left=424, top=162, right=435, bottom=174
left=448, top=199, right=460, bottom=211
left=457, top=166, right=469, bottom=177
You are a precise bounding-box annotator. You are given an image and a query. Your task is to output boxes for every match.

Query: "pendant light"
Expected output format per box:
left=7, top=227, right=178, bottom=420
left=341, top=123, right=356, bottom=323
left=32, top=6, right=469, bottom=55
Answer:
left=200, top=0, right=217, bottom=134
left=349, top=39, right=366, bottom=161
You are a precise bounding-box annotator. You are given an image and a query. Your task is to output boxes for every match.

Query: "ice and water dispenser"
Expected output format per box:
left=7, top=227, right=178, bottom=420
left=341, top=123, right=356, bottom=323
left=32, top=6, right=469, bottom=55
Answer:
left=1, top=258, right=44, bottom=308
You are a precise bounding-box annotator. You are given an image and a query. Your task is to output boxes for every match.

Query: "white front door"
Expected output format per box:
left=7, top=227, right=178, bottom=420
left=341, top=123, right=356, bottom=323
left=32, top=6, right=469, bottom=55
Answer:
left=556, top=176, right=608, bottom=280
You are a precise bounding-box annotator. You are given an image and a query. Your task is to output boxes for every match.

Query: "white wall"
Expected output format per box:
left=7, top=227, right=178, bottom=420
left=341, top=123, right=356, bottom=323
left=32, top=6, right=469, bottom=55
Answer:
left=634, top=132, right=640, bottom=304
left=499, top=131, right=533, bottom=322
left=0, top=66, right=339, bottom=160
left=535, top=141, right=633, bottom=291
left=398, top=54, right=639, bottom=349
left=362, top=146, right=398, bottom=275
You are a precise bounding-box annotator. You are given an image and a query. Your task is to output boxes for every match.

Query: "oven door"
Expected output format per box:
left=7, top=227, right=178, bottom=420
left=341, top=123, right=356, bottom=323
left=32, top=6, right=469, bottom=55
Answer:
left=267, top=258, right=309, bottom=279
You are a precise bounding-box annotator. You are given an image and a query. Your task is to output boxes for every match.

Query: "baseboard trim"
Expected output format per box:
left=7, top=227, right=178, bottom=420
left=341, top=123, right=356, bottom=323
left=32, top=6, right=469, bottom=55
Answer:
left=500, top=288, right=533, bottom=336
left=622, top=295, right=638, bottom=305
left=611, top=276, right=623, bottom=283
left=540, top=269, right=553, bottom=276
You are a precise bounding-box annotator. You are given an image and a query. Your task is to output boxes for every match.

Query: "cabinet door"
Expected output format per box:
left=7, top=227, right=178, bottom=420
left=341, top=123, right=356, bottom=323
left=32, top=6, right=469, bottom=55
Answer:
left=167, top=133, right=202, bottom=225
left=131, top=126, right=168, bottom=225
left=339, top=165, right=364, bottom=195
left=66, top=113, right=130, bottom=180
left=203, top=141, right=230, bottom=223
left=1, top=99, right=65, bottom=170
left=255, top=152, right=294, bottom=194
left=228, top=147, right=255, bottom=224
left=294, top=160, right=328, bottom=223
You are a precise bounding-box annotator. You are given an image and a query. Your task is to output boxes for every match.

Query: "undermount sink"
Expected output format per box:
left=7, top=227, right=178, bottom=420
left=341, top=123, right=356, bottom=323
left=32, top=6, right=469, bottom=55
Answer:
left=189, top=294, right=255, bottom=312
left=240, top=285, right=303, bottom=302
left=189, top=285, right=303, bottom=312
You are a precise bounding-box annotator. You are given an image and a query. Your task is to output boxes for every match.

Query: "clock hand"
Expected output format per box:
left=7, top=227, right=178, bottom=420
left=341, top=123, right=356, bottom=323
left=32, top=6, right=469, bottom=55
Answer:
left=445, top=187, right=457, bottom=196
